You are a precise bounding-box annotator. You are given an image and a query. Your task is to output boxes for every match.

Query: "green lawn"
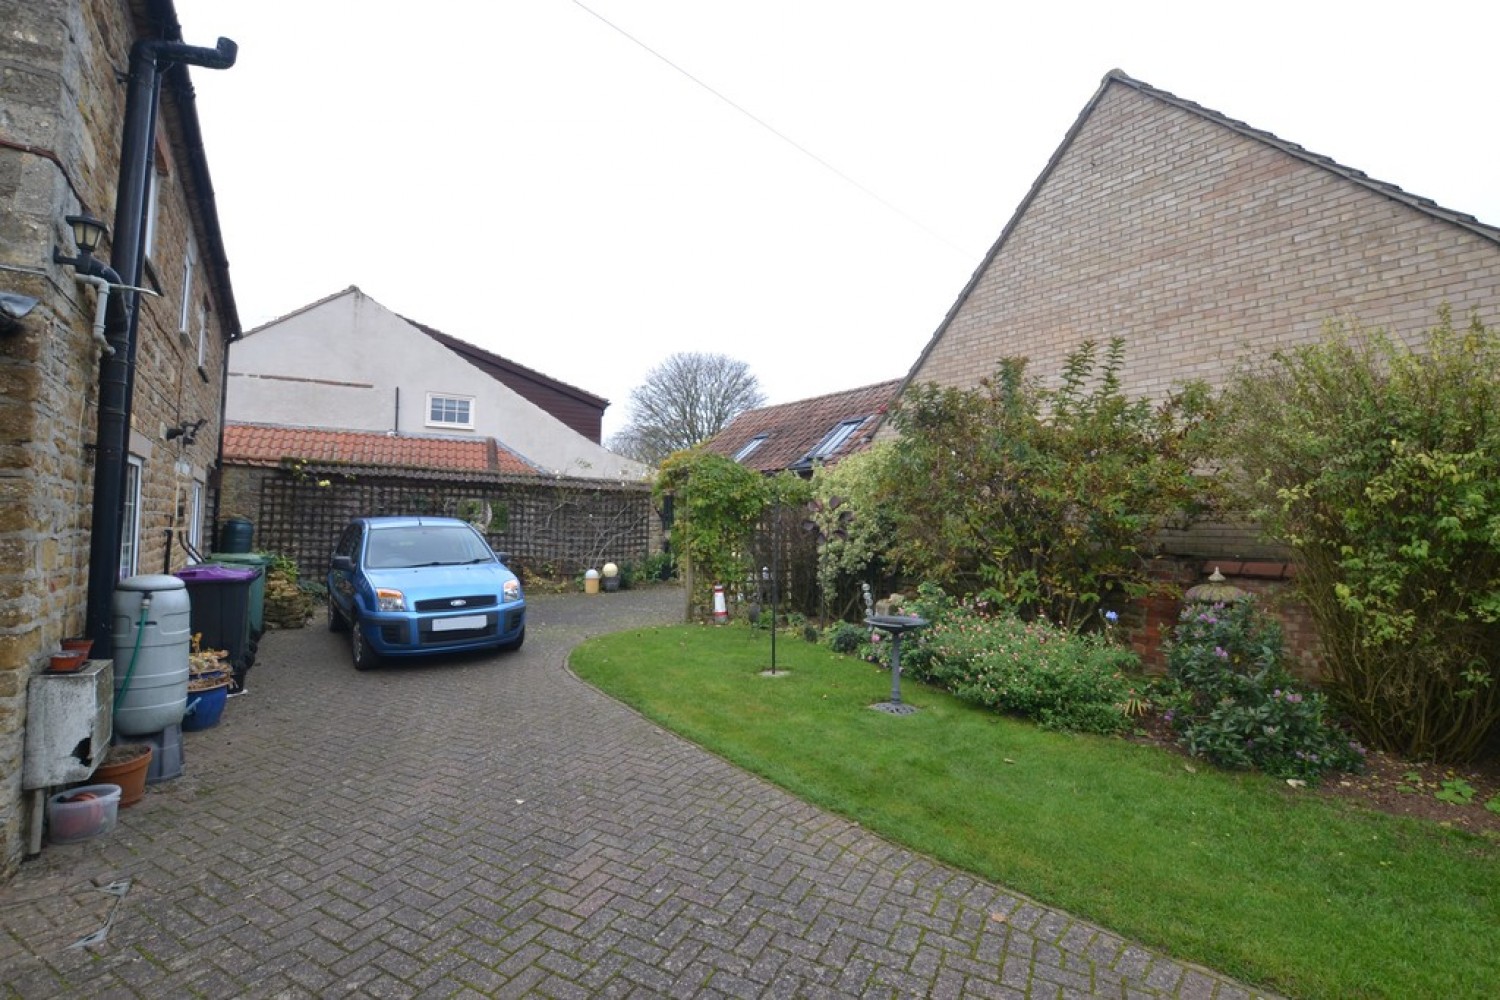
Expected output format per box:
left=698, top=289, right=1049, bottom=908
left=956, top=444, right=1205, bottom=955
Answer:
left=571, top=623, right=1500, bottom=1000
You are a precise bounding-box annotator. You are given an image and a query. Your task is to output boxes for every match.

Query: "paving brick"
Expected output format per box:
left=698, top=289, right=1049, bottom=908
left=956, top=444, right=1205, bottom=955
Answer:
left=0, top=589, right=1279, bottom=999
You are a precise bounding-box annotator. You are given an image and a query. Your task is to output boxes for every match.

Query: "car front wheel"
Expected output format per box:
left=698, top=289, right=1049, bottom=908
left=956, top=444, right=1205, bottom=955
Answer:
left=497, top=626, right=525, bottom=653
left=350, top=616, right=378, bottom=671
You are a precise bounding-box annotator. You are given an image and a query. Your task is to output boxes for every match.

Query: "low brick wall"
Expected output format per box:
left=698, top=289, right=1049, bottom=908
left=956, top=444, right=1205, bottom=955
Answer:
left=1125, top=558, right=1321, bottom=680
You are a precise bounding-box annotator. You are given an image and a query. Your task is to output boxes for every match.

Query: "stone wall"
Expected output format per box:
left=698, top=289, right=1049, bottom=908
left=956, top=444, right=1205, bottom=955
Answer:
left=0, top=0, right=233, bottom=877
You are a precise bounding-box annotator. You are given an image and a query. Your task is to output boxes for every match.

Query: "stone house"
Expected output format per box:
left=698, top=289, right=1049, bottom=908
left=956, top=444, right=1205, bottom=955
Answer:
left=0, top=0, right=240, bottom=875
left=704, top=380, right=900, bottom=476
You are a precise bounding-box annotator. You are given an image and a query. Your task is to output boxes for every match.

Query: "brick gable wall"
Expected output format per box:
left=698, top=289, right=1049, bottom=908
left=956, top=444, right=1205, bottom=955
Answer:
left=913, top=84, right=1500, bottom=408
left=901, top=79, right=1500, bottom=671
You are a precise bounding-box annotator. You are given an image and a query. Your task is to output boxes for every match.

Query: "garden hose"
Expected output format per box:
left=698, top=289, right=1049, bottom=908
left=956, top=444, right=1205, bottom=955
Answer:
left=112, top=593, right=151, bottom=713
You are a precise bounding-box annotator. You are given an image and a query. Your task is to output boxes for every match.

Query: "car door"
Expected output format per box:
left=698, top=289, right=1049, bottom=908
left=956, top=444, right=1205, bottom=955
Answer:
left=328, top=523, right=363, bottom=618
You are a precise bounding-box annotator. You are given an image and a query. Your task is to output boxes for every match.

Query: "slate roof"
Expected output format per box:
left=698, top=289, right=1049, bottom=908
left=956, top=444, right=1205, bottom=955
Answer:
left=704, top=380, right=901, bottom=474
left=223, top=424, right=540, bottom=475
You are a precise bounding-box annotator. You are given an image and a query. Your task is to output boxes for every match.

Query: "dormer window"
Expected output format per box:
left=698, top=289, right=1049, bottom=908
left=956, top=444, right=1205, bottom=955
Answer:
left=732, top=434, right=768, bottom=463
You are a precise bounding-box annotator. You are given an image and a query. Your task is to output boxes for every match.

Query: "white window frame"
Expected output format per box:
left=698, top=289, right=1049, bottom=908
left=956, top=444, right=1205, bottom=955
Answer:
left=187, top=480, right=204, bottom=559
left=143, top=167, right=161, bottom=260
left=425, top=393, right=474, bottom=430
left=178, top=238, right=197, bottom=336
left=196, top=300, right=208, bottom=368
left=732, top=434, right=768, bottom=463
left=120, top=456, right=143, bottom=579
left=805, top=418, right=866, bottom=462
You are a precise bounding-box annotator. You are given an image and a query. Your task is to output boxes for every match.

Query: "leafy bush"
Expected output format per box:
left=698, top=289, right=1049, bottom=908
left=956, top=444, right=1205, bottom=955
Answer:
left=639, top=551, right=676, bottom=582
left=1218, top=308, right=1500, bottom=761
left=807, top=442, right=901, bottom=617
left=1163, top=599, right=1365, bottom=783
left=654, top=450, right=806, bottom=614
left=823, top=620, right=868, bottom=654
left=917, top=586, right=1139, bottom=734
left=882, top=340, right=1219, bottom=629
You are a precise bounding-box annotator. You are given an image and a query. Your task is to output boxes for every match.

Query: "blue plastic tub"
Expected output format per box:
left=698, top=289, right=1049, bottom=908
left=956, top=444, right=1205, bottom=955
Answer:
left=182, top=685, right=228, bottom=731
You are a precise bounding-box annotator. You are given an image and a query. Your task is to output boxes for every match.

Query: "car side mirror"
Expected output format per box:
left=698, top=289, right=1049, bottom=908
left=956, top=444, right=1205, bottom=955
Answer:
left=331, top=554, right=354, bottom=571
left=492, top=550, right=510, bottom=564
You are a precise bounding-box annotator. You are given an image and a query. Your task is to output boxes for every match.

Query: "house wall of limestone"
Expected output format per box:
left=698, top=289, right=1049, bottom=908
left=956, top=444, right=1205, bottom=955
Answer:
left=0, top=0, right=234, bottom=876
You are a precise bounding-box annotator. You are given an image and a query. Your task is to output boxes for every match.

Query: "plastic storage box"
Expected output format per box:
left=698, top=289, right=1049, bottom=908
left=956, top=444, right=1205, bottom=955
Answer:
left=48, top=783, right=121, bottom=844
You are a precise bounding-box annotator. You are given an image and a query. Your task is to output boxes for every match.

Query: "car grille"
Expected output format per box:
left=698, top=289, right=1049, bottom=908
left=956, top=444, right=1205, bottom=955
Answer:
left=413, top=593, right=498, bottom=612
left=504, top=609, right=524, bottom=633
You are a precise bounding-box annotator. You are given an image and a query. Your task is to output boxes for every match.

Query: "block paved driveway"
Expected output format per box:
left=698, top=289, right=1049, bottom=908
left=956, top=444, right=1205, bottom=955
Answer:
left=1, top=587, right=1276, bottom=999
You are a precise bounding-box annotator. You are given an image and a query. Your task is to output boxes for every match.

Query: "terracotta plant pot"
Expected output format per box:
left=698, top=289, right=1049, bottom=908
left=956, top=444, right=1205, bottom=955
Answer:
left=95, top=745, right=152, bottom=807
left=48, top=651, right=86, bottom=673
left=61, top=637, right=93, bottom=657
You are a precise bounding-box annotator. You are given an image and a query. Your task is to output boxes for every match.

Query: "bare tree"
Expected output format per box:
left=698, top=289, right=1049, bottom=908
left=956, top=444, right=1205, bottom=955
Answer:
left=609, top=352, right=765, bottom=466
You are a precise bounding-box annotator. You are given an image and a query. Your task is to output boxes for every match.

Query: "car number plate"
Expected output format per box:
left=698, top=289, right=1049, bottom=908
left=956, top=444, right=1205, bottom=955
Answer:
left=433, top=615, right=486, bottom=632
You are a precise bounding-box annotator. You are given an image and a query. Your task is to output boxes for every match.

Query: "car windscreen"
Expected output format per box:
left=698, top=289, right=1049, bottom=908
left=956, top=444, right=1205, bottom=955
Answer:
left=364, top=525, right=497, bottom=569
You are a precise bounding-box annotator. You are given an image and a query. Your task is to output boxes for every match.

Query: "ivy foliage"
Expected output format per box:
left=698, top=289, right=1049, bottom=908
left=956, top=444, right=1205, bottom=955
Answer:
left=654, top=448, right=808, bottom=613
left=879, top=339, right=1220, bottom=629
left=1218, top=308, right=1500, bottom=761
left=807, top=441, right=900, bottom=617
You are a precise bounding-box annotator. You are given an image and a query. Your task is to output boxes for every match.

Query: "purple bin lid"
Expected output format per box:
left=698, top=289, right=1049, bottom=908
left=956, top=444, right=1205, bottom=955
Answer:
left=174, top=564, right=258, bottom=582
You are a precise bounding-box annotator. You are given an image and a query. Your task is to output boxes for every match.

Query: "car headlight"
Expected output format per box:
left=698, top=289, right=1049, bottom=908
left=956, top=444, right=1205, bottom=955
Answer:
left=375, top=588, right=406, bottom=612
left=503, top=579, right=521, bottom=602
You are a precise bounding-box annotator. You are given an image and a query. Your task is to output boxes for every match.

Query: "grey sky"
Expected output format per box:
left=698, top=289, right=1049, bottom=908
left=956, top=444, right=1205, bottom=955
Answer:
left=173, top=0, right=1499, bottom=439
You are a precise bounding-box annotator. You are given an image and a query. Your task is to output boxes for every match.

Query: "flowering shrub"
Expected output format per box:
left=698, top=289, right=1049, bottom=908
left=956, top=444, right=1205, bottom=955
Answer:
left=1163, top=599, right=1365, bottom=783
left=910, top=585, right=1138, bottom=734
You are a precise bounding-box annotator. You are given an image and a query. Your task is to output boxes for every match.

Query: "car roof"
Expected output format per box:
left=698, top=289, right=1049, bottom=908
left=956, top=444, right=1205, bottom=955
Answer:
left=352, top=516, right=471, bottom=530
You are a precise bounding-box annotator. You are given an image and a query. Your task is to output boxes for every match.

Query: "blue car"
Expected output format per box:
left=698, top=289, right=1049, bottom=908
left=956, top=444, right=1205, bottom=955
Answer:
left=327, top=516, right=525, bottom=670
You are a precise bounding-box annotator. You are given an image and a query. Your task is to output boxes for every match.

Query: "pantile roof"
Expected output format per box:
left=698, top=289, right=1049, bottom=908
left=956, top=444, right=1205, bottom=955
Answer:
left=223, top=424, right=540, bottom=475
left=704, top=380, right=900, bottom=474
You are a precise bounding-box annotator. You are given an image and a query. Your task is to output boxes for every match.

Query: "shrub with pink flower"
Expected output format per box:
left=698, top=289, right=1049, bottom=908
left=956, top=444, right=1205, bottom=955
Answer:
left=1162, top=598, right=1364, bottom=782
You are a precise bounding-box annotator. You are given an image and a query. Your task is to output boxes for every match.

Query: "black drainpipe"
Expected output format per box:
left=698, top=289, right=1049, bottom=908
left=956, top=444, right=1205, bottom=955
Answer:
left=84, top=33, right=236, bottom=657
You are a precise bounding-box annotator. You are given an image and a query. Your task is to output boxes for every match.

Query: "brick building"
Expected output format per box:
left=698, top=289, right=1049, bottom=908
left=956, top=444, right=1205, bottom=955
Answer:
left=886, top=69, right=1500, bottom=666
left=900, top=71, right=1500, bottom=421
left=0, top=0, right=239, bottom=874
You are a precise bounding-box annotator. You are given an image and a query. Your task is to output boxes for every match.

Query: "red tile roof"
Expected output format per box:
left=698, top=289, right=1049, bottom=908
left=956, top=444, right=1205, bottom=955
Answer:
left=704, top=380, right=901, bottom=474
left=223, top=424, right=539, bottom=475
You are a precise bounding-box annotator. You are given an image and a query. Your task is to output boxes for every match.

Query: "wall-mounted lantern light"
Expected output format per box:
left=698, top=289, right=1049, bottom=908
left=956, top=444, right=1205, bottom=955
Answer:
left=67, top=214, right=108, bottom=256
left=55, top=213, right=111, bottom=274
